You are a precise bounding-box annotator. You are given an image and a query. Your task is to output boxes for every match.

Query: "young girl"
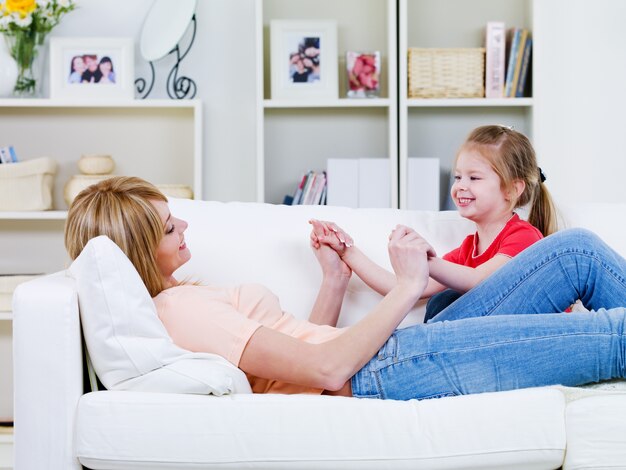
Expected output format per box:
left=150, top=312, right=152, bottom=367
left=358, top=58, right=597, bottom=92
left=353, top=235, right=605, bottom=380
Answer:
left=312, top=125, right=557, bottom=322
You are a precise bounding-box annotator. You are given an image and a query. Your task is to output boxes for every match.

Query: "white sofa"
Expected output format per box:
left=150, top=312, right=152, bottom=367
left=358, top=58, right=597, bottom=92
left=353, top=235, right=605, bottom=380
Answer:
left=13, top=199, right=626, bottom=470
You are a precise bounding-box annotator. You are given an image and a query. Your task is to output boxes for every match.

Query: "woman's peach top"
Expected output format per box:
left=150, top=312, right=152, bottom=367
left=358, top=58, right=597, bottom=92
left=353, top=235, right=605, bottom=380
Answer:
left=154, top=283, right=344, bottom=394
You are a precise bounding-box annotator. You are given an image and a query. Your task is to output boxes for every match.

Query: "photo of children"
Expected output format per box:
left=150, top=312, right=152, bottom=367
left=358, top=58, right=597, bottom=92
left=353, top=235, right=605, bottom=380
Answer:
left=68, top=53, right=116, bottom=85
left=287, top=35, right=321, bottom=84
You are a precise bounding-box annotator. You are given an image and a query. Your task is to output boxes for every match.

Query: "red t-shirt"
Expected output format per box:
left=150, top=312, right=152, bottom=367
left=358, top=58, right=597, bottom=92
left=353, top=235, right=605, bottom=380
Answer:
left=443, top=213, right=542, bottom=268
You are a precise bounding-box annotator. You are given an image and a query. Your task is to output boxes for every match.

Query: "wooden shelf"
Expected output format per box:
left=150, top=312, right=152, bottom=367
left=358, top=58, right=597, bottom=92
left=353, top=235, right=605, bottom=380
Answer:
left=0, top=313, right=12, bottom=321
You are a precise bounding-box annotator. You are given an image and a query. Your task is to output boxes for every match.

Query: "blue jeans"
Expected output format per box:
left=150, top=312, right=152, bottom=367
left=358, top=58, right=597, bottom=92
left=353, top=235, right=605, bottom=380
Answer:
left=351, top=229, right=626, bottom=400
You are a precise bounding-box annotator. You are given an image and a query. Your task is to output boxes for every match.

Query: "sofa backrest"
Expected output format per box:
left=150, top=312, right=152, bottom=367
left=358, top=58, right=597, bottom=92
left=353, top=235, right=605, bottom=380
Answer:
left=169, top=199, right=625, bottom=327
left=170, top=199, right=473, bottom=327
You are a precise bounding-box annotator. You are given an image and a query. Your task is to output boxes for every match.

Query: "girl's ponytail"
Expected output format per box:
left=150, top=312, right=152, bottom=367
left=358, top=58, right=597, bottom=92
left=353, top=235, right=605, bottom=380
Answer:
left=528, top=173, right=558, bottom=236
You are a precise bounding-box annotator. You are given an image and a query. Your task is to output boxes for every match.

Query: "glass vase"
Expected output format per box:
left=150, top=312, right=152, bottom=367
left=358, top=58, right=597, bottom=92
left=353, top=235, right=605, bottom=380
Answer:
left=3, top=29, right=48, bottom=98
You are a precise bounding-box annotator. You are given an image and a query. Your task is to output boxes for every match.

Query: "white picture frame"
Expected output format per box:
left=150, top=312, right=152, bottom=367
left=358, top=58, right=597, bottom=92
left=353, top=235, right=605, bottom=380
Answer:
left=49, top=37, right=135, bottom=100
left=270, top=20, right=338, bottom=100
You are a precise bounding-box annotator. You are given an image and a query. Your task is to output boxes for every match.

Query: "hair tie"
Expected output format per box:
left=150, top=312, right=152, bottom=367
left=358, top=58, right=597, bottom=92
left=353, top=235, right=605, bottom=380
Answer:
left=538, top=167, right=547, bottom=183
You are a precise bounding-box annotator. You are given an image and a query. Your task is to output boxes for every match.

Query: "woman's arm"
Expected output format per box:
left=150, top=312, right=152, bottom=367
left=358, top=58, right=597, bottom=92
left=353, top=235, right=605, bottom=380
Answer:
left=239, top=226, right=430, bottom=391
left=308, top=222, right=352, bottom=326
left=428, top=254, right=510, bottom=293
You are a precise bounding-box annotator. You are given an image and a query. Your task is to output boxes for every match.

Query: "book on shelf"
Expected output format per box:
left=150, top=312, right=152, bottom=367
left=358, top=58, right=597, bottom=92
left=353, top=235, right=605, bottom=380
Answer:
left=301, top=171, right=317, bottom=205
left=515, top=35, right=532, bottom=97
left=504, top=27, right=524, bottom=97
left=291, top=173, right=308, bottom=205
left=0, top=145, right=18, bottom=164
left=485, top=21, right=506, bottom=98
left=510, top=28, right=529, bottom=97
left=284, top=170, right=328, bottom=206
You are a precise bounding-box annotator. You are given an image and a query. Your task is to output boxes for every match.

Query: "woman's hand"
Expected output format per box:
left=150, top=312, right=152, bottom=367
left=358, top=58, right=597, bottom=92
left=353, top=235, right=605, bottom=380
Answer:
left=309, top=219, right=352, bottom=280
left=387, top=225, right=430, bottom=291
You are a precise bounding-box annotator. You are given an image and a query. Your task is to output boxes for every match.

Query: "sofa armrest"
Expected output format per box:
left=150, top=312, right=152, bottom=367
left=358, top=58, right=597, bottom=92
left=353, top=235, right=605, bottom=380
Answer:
left=13, top=271, right=83, bottom=470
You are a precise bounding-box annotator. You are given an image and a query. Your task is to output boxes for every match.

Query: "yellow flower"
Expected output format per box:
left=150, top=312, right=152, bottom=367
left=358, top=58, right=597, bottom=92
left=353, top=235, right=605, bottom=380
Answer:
left=5, top=0, right=36, bottom=18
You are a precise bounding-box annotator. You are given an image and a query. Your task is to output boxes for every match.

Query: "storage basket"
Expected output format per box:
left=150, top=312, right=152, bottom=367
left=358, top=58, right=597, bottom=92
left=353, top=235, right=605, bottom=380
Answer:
left=408, top=48, right=486, bottom=98
left=0, top=157, right=57, bottom=211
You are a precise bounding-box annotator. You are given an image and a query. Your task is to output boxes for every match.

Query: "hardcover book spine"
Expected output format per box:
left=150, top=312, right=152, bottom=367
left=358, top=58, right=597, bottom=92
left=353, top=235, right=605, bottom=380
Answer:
left=504, top=28, right=521, bottom=98
left=485, top=22, right=506, bottom=98
left=515, top=36, right=532, bottom=97
left=509, top=29, right=528, bottom=97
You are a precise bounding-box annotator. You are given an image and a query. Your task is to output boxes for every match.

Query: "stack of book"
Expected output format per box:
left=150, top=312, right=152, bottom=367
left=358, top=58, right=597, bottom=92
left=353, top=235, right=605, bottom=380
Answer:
left=0, top=146, right=18, bottom=164
left=283, top=170, right=327, bottom=205
left=485, top=22, right=532, bottom=98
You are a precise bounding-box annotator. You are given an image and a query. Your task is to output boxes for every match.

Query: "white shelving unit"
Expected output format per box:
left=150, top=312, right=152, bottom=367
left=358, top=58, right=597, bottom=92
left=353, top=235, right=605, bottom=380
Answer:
left=0, top=99, right=203, bottom=469
left=398, top=0, right=533, bottom=209
left=0, top=432, right=13, bottom=470
left=255, top=0, right=398, bottom=207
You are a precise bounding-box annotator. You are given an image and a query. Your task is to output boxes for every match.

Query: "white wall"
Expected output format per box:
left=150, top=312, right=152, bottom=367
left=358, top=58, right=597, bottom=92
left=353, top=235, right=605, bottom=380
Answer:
left=53, top=0, right=258, bottom=202
left=533, top=0, right=626, bottom=205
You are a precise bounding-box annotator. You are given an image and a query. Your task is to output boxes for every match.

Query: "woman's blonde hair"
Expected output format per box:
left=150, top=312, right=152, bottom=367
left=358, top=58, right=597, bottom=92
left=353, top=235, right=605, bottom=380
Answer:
left=64, top=176, right=169, bottom=296
left=458, top=125, right=557, bottom=236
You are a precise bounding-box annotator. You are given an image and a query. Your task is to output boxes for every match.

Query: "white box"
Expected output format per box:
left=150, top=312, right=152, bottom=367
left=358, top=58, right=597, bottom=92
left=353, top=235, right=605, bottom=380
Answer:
left=358, top=158, right=390, bottom=208
left=326, top=159, right=359, bottom=208
left=407, top=158, right=440, bottom=211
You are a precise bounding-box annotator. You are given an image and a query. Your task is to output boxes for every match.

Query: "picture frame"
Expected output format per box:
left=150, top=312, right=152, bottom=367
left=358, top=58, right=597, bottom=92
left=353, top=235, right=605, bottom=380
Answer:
left=270, top=20, right=338, bottom=100
left=49, top=37, right=135, bottom=100
left=346, top=51, right=381, bottom=98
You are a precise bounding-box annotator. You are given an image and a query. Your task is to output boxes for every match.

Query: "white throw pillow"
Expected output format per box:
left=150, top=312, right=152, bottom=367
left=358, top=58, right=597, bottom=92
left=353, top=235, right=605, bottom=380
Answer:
left=69, top=235, right=251, bottom=395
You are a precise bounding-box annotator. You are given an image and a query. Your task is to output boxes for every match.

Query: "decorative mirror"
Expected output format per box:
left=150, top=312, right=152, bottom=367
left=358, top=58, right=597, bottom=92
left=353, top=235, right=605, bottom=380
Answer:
left=136, top=0, right=198, bottom=99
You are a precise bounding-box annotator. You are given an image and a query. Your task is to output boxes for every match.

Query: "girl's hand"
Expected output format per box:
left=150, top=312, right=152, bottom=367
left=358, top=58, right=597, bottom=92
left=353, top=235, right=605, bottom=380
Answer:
left=309, top=219, right=354, bottom=256
left=309, top=220, right=352, bottom=280
left=387, top=225, right=430, bottom=290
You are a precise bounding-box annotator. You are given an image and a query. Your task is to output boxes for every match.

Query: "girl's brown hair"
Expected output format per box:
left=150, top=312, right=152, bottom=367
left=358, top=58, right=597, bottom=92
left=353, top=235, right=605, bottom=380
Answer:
left=460, top=125, right=557, bottom=236
left=64, top=176, right=169, bottom=296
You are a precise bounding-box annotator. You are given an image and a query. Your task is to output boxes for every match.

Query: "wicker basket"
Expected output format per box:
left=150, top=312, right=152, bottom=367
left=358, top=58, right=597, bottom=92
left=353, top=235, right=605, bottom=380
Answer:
left=408, top=48, right=485, bottom=98
left=0, top=157, right=57, bottom=211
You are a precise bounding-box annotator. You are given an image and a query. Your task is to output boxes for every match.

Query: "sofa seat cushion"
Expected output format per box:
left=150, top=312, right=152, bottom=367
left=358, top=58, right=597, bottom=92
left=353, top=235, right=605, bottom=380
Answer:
left=75, top=388, right=566, bottom=470
left=563, top=394, right=626, bottom=469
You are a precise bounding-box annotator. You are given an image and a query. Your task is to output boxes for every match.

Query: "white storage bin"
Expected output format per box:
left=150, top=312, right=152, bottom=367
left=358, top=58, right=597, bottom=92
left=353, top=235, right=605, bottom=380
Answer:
left=0, top=157, right=57, bottom=211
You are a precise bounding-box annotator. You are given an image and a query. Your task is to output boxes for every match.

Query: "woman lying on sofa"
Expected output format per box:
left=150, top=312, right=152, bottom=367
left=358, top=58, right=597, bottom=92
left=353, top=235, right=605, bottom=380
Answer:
left=64, top=176, right=626, bottom=401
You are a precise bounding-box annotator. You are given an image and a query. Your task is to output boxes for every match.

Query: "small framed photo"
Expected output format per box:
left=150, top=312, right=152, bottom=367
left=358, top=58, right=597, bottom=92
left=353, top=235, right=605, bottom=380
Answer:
left=270, top=20, right=338, bottom=100
left=346, top=51, right=381, bottom=98
left=50, top=37, right=135, bottom=100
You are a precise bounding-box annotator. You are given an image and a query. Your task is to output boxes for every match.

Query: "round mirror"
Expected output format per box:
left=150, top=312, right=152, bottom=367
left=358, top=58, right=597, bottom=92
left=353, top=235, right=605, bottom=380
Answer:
left=140, top=0, right=197, bottom=62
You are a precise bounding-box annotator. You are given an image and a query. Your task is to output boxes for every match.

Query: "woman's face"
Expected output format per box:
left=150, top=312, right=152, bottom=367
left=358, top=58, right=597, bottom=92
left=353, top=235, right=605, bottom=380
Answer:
left=99, top=60, right=111, bottom=74
left=151, top=199, right=191, bottom=281
left=72, top=56, right=85, bottom=73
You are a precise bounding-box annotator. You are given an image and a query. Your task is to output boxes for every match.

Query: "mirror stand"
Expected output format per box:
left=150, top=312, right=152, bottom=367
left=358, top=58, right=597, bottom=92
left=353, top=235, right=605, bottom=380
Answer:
left=135, top=14, right=197, bottom=99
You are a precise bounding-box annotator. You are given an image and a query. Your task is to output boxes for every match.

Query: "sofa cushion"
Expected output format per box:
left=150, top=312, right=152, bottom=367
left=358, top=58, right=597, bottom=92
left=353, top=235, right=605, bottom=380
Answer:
left=563, top=394, right=626, bottom=469
left=69, top=235, right=251, bottom=394
left=75, top=388, right=566, bottom=469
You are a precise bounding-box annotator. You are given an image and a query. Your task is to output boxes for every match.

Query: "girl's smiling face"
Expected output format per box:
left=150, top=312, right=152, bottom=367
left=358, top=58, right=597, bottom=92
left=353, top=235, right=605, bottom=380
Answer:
left=451, top=149, right=511, bottom=224
left=151, top=199, right=191, bottom=283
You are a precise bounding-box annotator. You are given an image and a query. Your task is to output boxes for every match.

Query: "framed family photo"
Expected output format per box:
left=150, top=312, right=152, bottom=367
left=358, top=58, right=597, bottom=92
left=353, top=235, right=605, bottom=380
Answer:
left=270, top=20, right=338, bottom=100
left=49, top=37, right=135, bottom=100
